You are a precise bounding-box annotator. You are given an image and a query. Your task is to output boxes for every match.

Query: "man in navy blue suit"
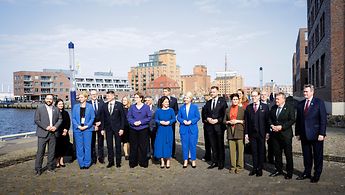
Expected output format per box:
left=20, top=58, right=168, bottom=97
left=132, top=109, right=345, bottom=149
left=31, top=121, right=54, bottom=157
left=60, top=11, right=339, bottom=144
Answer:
left=295, top=84, right=327, bottom=183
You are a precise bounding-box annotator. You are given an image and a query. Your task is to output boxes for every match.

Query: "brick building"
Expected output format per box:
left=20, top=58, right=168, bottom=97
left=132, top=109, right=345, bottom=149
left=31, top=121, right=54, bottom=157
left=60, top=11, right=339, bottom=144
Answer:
left=181, top=65, right=211, bottom=96
left=293, top=28, right=309, bottom=97
left=147, top=75, right=180, bottom=99
left=212, top=71, right=244, bottom=96
left=307, top=0, right=345, bottom=115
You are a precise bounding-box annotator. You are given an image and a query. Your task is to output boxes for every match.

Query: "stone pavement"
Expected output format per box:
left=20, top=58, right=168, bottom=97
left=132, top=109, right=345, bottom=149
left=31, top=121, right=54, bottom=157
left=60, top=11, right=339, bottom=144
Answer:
left=0, top=127, right=345, bottom=194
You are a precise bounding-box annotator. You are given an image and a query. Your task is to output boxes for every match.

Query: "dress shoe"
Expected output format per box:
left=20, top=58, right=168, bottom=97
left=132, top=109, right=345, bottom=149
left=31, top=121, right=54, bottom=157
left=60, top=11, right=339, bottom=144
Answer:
left=249, top=170, right=256, bottom=176
left=35, top=170, right=42, bottom=176
left=125, top=156, right=129, bottom=161
left=191, top=165, right=196, bottom=168
left=296, top=174, right=311, bottom=180
left=310, top=176, right=320, bottom=183
left=269, top=171, right=283, bottom=177
left=166, top=165, right=170, bottom=169
left=80, top=167, right=85, bottom=170
left=183, top=165, right=187, bottom=168
left=98, top=159, right=105, bottom=164
left=60, top=164, right=66, bottom=167
left=84, top=166, right=89, bottom=169
left=256, top=170, right=263, bottom=177
left=116, top=164, right=121, bottom=168
left=218, top=163, right=224, bottom=170
left=284, top=174, right=292, bottom=179
left=47, top=169, right=56, bottom=174
left=207, top=163, right=218, bottom=169
left=106, top=163, right=114, bottom=168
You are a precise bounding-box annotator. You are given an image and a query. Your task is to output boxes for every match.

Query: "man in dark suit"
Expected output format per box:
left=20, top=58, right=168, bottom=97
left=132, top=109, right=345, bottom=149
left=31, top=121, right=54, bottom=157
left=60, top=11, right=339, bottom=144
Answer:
left=261, top=90, right=274, bottom=164
left=269, top=92, right=295, bottom=179
left=162, top=87, right=179, bottom=158
left=34, top=94, right=62, bottom=175
left=201, top=93, right=212, bottom=162
left=89, top=90, right=105, bottom=164
left=245, top=89, right=270, bottom=177
left=145, top=96, right=157, bottom=162
left=295, top=84, right=327, bottom=183
left=99, top=91, right=125, bottom=168
left=205, top=86, right=228, bottom=169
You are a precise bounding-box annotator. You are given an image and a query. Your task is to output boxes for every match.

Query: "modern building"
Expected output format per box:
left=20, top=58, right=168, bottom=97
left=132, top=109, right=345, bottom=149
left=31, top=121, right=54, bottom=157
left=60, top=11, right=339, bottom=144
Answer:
left=181, top=65, right=211, bottom=96
left=212, top=71, right=244, bottom=95
left=128, top=49, right=181, bottom=95
left=293, top=28, right=309, bottom=97
left=307, top=0, right=345, bottom=115
left=13, top=70, right=131, bottom=101
left=13, top=70, right=72, bottom=101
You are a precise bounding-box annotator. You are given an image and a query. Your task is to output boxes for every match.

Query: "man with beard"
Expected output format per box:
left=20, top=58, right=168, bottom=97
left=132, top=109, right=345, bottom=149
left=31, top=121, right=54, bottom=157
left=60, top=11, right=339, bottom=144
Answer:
left=34, top=94, right=62, bottom=176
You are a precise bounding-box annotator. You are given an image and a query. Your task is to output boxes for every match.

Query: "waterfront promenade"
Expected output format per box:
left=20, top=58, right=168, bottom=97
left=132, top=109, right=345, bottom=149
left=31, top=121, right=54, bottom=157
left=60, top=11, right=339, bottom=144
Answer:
left=0, top=127, right=345, bottom=194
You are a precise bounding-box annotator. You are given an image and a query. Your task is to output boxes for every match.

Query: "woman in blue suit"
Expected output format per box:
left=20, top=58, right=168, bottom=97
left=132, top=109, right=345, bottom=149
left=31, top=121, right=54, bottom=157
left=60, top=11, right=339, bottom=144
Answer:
left=177, top=92, right=200, bottom=168
left=72, top=91, right=95, bottom=169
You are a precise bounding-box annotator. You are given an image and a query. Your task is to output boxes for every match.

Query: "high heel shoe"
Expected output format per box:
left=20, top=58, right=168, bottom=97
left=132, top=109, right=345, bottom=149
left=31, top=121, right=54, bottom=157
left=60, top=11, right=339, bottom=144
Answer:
left=191, top=161, right=196, bottom=168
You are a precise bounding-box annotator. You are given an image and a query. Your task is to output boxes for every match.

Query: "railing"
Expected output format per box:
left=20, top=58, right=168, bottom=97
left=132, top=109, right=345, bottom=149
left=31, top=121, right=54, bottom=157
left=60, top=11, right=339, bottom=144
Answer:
left=0, top=131, right=36, bottom=141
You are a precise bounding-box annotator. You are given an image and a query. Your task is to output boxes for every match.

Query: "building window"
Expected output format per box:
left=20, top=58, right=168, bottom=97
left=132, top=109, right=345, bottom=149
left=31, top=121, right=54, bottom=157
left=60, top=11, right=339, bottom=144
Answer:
left=320, top=54, right=325, bottom=86
left=311, top=64, right=315, bottom=85
left=305, top=46, right=308, bottom=54
left=315, top=60, right=319, bottom=87
left=60, top=82, right=63, bottom=86
left=305, top=61, right=308, bottom=69
left=320, top=12, right=325, bottom=38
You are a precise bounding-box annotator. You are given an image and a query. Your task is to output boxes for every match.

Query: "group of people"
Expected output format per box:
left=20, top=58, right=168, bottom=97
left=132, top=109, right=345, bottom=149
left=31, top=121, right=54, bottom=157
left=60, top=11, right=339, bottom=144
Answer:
left=34, top=84, right=327, bottom=183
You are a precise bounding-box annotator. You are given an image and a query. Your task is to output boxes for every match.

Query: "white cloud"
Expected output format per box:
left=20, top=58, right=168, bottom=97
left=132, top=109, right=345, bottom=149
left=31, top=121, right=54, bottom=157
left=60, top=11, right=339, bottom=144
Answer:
left=194, top=0, right=221, bottom=14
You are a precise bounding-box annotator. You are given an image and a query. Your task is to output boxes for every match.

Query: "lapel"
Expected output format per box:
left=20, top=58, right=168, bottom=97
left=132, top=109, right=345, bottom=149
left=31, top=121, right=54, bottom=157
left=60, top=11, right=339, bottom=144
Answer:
left=276, top=105, right=285, bottom=120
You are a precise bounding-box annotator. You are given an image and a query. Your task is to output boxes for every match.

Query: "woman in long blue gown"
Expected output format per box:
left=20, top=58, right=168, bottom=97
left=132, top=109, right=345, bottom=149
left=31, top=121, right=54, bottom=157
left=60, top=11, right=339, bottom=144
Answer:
left=154, top=96, right=176, bottom=169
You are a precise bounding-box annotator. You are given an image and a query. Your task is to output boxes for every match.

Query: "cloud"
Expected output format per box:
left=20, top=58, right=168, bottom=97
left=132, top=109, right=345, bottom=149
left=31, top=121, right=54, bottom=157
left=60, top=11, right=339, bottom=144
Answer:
left=194, top=0, right=221, bottom=14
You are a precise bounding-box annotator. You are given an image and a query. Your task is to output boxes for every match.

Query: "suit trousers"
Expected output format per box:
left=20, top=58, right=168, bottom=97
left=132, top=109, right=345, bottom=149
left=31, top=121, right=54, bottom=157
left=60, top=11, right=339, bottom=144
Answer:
left=74, top=131, right=92, bottom=168
left=250, top=136, right=265, bottom=170
left=207, top=126, right=225, bottom=165
left=180, top=130, right=198, bottom=161
left=148, top=127, right=157, bottom=157
left=35, top=133, right=56, bottom=171
left=228, top=139, right=244, bottom=169
left=301, top=139, right=324, bottom=177
left=129, top=128, right=149, bottom=167
left=105, top=130, right=122, bottom=165
left=271, top=135, right=293, bottom=175
left=203, top=124, right=211, bottom=160
left=91, top=130, right=105, bottom=162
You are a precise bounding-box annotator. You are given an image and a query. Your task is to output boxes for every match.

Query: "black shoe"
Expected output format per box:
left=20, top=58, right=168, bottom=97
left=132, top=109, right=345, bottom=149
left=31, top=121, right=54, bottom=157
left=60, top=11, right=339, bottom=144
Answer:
left=218, top=164, right=224, bottom=170
left=256, top=170, right=263, bottom=177
left=310, top=176, right=320, bottom=183
left=84, top=166, right=89, bottom=169
left=296, top=174, right=311, bottom=180
left=80, top=167, right=85, bottom=170
left=98, top=159, right=105, bottom=164
left=116, top=164, right=121, bottom=168
left=47, top=169, right=56, bottom=174
left=35, top=170, right=42, bottom=176
left=106, top=163, right=114, bottom=168
left=183, top=165, right=187, bottom=168
left=60, top=164, right=66, bottom=167
left=269, top=171, right=283, bottom=177
left=191, top=165, right=196, bottom=168
left=125, top=156, right=129, bottom=160
left=249, top=170, right=256, bottom=176
left=284, top=174, right=292, bottom=179
left=207, top=163, right=218, bottom=169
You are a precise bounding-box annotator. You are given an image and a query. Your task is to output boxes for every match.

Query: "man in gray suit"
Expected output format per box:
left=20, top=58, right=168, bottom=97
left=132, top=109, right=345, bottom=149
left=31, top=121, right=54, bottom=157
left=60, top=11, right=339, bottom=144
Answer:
left=34, top=94, right=62, bottom=175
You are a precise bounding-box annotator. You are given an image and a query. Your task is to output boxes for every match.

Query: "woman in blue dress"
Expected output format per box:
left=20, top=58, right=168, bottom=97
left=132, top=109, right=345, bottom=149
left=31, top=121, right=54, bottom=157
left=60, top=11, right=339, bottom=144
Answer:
left=154, top=96, right=176, bottom=169
left=177, top=92, right=200, bottom=168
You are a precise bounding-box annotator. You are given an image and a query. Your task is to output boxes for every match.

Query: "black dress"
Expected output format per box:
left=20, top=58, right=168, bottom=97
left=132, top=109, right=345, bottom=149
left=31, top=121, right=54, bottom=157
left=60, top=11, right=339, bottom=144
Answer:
left=55, top=110, right=71, bottom=158
left=121, top=106, right=130, bottom=143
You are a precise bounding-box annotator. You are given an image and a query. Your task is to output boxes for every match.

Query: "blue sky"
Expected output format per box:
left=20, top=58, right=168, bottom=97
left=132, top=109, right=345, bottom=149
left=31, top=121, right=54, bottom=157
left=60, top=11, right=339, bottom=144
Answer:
left=0, top=0, right=307, bottom=91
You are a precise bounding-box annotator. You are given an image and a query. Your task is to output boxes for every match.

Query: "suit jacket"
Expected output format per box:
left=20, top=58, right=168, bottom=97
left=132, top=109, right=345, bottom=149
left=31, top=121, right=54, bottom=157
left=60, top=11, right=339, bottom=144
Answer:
left=87, top=99, right=104, bottom=124
left=72, top=103, right=95, bottom=132
left=177, top=103, right=200, bottom=135
left=100, top=101, right=125, bottom=132
left=204, top=96, right=228, bottom=131
left=295, top=98, right=327, bottom=141
left=223, top=106, right=245, bottom=140
left=269, top=103, right=295, bottom=140
left=34, top=104, right=62, bottom=138
left=244, top=102, right=270, bottom=138
left=148, top=105, right=157, bottom=131
left=169, top=96, right=179, bottom=115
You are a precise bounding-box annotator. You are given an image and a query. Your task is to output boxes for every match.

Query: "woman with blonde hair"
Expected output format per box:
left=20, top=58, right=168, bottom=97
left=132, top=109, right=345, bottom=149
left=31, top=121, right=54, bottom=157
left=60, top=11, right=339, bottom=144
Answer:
left=121, top=96, right=131, bottom=160
left=72, top=91, right=95, bottom=169
left=237, top=89, right=249, bottom=109
left=177, top=92, right=200, bottom=168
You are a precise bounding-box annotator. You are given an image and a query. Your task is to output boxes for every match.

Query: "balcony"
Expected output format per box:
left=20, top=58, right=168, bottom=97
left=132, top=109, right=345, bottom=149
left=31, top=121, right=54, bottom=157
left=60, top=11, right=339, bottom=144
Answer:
left=41, top=84, right=52, bottom=88
left=23, top=84, right=33, bottom=88
left=24, top=90, right=33, bottom=94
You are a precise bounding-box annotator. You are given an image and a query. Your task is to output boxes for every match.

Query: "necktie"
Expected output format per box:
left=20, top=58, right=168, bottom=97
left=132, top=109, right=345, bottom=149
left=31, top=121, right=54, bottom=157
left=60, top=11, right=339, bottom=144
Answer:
left=276, top=107, right=281, bottom=118
left=254, top=103, right=257, bottom=112
left=93, top=101, right=97, bottom=113
left=109, top=103, right=113, bottom=115
left=304, top=100, right=310, bottom=114
left=212, top=99, right=216, bottom=110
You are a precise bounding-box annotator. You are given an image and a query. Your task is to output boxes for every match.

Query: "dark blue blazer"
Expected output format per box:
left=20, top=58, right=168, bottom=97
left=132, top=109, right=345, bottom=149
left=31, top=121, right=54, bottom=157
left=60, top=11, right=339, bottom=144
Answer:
left=87, top=99, right=104, bottom=123
left=169, top=96, right=179, bottom=115
left=72, top=103, right=95, bottom=133
left=244, top=102, right=270, bottom=138
left=295, top=98, right=327, bottom=141
left=100, top=101, right=125, bottom=132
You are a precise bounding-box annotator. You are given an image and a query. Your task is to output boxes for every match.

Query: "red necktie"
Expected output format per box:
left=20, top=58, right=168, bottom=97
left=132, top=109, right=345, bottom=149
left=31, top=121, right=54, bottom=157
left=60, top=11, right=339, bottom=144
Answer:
left=254, top=103, right=257, bottom=112
left=304, top=100, right=310, bottom=114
